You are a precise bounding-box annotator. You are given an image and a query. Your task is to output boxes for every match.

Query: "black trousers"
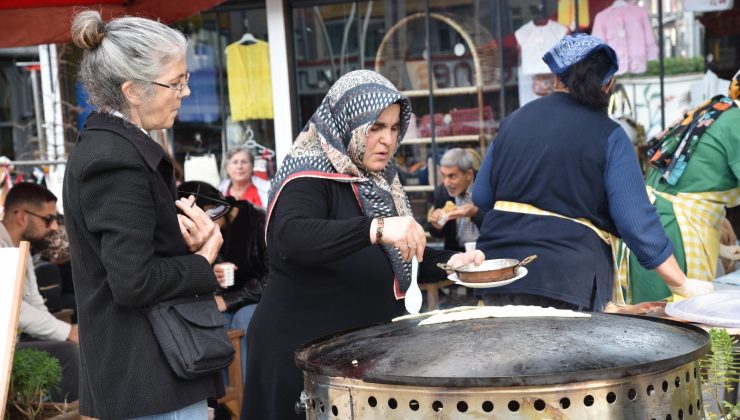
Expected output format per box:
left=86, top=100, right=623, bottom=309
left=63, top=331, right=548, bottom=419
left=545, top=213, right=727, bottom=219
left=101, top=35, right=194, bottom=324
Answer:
left=16, top=340, right=79, bottom=402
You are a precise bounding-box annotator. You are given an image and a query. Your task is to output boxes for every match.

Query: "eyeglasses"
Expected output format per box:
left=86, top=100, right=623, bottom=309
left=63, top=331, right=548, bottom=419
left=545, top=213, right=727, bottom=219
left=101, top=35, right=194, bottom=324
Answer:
left=176, top=189, right=232, bottom=221
left=22, top=210, right=59, bottom=228
left=142, top=72, right=190, bottom=98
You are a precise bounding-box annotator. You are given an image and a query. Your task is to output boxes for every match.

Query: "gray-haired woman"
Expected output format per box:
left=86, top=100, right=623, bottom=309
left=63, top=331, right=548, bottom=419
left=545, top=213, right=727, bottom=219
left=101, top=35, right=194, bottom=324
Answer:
left=218, top=146, right=270, bottom=208
left=64, top=11, right=225, bottom=419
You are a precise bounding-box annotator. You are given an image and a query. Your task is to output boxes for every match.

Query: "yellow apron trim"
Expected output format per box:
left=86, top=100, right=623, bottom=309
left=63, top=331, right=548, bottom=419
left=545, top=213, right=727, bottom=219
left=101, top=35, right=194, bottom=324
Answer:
left=493, top=201, right=629, bottom=304
left=645, top=186, right=740, bottom=282
left=617, top=186, right=740, bottom=302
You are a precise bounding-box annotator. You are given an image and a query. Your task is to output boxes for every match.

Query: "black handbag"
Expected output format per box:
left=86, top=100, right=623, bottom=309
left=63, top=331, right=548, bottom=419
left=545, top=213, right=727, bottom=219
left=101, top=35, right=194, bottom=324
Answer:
left=143, top=295, right=234, bottom=379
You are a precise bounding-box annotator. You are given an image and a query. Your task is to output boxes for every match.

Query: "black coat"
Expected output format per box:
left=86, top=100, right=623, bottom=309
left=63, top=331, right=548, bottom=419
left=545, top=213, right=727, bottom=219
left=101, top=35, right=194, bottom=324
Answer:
left=242, top=178, right=454, bottom=420
left=426, top=184, right=485, bottom=251
left=218, top=200, right=268, bottom=312
left=63, top=112, right=223, bottom=419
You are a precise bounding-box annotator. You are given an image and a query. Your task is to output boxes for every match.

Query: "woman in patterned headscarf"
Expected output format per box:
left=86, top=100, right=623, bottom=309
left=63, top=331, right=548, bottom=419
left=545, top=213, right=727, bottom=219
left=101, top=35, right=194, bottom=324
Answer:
left=471, top=34, right=707, bottom=313
left=241, top=70, right=483, bottom=420
left=628, top=68, right=740, bottom=302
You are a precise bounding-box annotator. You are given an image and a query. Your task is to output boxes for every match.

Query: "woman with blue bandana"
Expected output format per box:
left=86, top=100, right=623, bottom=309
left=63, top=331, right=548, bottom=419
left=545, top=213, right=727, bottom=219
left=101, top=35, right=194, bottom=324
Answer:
left=471, top=34, right=712, bottom=312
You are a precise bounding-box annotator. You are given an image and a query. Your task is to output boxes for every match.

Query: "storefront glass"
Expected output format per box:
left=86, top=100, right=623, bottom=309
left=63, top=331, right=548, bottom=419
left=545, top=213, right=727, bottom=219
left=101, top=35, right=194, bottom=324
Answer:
left=11, top=0, right=733, bottom=200
left=50, top=4, right=279, bottom=187
left=290, top=0, right=558, bottom=216
left=171, top=8, right=276, bottom=182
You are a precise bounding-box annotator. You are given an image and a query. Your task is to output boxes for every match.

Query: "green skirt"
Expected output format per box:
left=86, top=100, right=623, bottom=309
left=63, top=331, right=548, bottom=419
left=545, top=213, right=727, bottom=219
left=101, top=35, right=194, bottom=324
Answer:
left=628, top=193, right=686, bottom=303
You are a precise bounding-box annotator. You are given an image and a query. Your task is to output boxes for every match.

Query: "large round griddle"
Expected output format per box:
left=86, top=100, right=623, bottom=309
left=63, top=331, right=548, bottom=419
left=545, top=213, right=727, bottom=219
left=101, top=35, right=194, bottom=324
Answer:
left=295, top=312, right=709, bottom=387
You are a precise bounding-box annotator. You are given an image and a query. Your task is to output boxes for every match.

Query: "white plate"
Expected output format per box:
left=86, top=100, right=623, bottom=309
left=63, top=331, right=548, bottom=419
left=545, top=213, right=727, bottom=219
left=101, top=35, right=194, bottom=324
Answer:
left=665, top=290, right=740, bottom=328
left=448, top=267, right=528, bottom=289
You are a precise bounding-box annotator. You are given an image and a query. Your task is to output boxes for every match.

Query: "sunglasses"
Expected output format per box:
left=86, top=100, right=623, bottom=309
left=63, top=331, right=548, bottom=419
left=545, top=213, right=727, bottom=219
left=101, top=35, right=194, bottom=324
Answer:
left=22, top=210, right=60, bottom=228
left=176, top=189, right=232, bottom=221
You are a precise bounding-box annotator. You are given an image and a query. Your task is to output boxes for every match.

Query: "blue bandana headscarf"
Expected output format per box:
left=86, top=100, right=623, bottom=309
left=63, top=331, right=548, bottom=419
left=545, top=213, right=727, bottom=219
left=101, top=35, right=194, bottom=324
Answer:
left=542, top=33, right=619, bottom=86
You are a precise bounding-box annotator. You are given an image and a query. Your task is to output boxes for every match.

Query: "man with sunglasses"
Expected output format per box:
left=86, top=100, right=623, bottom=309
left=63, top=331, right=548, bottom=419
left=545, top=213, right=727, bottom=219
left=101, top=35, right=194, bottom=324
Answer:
left=1, top=182, right=79, bottom=402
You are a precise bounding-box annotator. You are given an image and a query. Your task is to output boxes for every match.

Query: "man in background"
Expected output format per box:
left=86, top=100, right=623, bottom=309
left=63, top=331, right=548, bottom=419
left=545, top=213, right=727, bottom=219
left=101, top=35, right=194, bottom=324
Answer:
left=427, top=148, right=485, bottom=252
left=1, top=182, right=78, bottom=402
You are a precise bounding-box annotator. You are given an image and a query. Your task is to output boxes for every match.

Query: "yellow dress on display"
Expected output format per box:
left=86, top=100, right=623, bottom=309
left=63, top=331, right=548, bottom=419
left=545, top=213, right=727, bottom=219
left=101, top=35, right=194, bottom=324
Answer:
left=226, top=40, right=274, bottom=121
left=558, top=0, right=590, bottom=30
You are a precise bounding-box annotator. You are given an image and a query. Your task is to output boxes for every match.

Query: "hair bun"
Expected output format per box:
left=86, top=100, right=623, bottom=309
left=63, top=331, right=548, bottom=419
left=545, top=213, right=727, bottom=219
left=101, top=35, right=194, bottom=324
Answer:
left=71, top=10, right=107, bottom=50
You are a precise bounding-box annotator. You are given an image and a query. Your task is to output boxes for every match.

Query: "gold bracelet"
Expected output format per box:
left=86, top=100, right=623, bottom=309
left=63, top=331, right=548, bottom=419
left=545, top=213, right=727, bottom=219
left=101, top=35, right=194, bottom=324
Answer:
left=375, top=217, right=384, bottom=244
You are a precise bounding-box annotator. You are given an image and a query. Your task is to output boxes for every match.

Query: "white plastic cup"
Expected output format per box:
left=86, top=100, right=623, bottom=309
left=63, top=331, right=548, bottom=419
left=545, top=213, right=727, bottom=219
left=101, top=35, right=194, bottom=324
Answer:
left=223, top=264, right=235, bottom=287
left=438, top=213, right=449, bottom=227
left=464, top=241, right=477, bottom=252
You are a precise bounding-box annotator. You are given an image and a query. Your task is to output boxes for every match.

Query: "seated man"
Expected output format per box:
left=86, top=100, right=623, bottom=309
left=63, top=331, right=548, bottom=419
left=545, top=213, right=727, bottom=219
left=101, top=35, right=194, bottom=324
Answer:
left=1, top=182, right=79, bottom=402
left=427, top=148, right=485, bottom=252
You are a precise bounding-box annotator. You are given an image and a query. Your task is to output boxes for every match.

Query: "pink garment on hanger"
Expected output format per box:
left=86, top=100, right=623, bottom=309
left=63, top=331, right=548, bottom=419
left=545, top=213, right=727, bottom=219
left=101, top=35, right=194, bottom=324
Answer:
left=591, top=4, right=658, bottom=75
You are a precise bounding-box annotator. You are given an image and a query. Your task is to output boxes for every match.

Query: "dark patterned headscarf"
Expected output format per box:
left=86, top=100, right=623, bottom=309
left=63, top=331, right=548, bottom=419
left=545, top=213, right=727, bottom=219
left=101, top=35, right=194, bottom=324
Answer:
left=266, top=70, right=414, bottom=298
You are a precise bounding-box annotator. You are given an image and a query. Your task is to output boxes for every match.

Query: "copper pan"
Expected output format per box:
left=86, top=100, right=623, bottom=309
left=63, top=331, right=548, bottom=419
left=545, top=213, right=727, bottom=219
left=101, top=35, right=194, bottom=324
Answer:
left=437, top=255, right=537, bottom=283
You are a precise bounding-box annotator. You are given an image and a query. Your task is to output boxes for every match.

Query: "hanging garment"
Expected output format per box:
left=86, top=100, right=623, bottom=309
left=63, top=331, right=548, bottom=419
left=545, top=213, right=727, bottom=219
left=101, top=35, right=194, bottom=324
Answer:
left=517, top=67, right=537, bottom=107
left=689, top=71, right=732, bottom=108
left=514, top=20, right=569, bottom=76
left=253, top=148, right=276, bottom=181
left=0, top=163, right=11, bottom=208
left=226, top=40, right=274, bottom=121
left=591, top=4, right=658, bottom=75
left=184, top=154, right=221, bottom=188
left=46, top=165, right=65, bottom=212
left=179, top=43, right=219, bottom=123
left=558, top=0, right=590, bottom=30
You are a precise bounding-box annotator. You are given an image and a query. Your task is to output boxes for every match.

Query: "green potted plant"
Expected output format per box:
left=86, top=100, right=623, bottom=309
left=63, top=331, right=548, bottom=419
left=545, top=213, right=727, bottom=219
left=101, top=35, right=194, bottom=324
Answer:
left=6, top=348, right=63, bottom=420
left=616, top=56, right=706, bottom=139
left=701, top=328, right=740, bottom=420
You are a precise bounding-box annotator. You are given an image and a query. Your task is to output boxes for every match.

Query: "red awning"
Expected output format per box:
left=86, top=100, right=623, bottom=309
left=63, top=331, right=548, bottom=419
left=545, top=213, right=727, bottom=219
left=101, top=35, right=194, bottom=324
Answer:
left=0, top=0, right=125, bottom=9
left=0, top=0, right=225, bottom=48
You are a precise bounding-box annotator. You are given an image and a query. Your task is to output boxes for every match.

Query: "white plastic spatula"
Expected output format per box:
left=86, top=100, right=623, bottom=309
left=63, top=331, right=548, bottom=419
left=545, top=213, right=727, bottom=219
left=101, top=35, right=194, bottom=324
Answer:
left=404, top=256, right=422, bottom=314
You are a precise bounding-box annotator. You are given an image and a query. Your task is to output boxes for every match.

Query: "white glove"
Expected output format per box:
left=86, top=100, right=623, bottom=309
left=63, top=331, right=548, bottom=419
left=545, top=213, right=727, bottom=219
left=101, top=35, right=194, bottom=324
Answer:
left=719, top=244, right=740, bottom=261
left=668, top=278, right=714, bottom=298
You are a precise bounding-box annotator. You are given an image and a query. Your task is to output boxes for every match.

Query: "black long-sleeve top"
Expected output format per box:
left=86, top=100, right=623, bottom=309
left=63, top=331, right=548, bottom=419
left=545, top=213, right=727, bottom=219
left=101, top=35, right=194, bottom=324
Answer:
left=242, top=177, right=454, bottom=420
left=217, top=200, right=268, bottom=312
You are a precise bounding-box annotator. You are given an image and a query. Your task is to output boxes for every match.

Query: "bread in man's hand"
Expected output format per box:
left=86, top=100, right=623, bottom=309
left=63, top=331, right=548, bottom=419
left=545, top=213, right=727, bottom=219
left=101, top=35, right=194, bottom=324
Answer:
left=442, top=201, right=456, bottom=213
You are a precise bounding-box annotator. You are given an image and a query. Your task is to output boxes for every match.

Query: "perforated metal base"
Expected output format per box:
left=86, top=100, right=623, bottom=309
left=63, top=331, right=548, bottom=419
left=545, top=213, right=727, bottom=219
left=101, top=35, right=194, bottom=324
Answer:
left=302, top=362, right=704, bottom=419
